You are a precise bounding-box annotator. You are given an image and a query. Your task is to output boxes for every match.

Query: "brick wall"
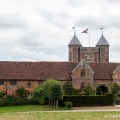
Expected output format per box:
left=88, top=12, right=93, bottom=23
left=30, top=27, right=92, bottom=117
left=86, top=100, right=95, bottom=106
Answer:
left=0, top=80, right=39, bottom=95
left=72, top=61, right=94, bottom=89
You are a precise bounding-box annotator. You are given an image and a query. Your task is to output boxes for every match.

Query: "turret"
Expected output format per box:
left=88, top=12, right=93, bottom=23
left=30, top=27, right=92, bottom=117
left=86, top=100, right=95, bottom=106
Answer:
left=96, top=34, right=109, bottom=63
left=68, top=34, right=82, bottom=62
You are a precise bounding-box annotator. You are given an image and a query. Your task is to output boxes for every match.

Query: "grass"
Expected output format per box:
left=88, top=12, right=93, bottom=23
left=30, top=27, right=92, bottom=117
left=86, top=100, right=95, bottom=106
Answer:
left=0, top=105, right=120, bottom=120
left=0, top=105, right=65, bottom=113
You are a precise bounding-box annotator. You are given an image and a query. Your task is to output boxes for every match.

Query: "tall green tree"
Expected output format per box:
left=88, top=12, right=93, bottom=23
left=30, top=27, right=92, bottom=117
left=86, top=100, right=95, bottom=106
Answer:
left=43, top=79, right=63, bottom=107
left=32, top=85, right=44, bottom=104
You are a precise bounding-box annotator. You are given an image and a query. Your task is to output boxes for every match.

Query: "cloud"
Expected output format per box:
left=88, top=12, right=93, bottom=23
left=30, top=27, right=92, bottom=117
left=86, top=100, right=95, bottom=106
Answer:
left=76, top=15, right=120, bottom=30
left=107, top=0, right=120, bottom=3
left=65, top=0, right=96, bottom=6
left=40, top=10, right=72, bottom=29
left=7, top=46, right=64, bottom=61
left=0, top=14, right=28, bottom=29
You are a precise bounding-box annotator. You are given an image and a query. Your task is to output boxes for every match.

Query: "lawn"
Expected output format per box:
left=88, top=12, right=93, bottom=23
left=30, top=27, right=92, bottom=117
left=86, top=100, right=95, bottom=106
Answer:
left=0, top=105, right=120, bottom=120
left=0, top=105, right=65, bottom=113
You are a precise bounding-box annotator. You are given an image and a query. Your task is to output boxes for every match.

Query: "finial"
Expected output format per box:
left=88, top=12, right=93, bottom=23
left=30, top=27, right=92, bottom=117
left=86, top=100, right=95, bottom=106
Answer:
left=100, top=26, right=104, bottom=35
left=72, top=26, right=76, bottom=35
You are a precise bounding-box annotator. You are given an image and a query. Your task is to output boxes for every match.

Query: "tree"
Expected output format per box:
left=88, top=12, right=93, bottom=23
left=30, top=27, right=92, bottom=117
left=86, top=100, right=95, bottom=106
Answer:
left=82, top=84, right=96, bottom=95
left=43, top=79, right=63, bottom=107
left=110, top=83, right=120, bottom=103
left=51, top=82, right=63, bottom=107
left=32, top=85, right=45, bottom=105
left=33, top=85, right=43, bottom=98
left=63, top=82, right=74, bottom=95
left=16, top=88, right=27, bottom=98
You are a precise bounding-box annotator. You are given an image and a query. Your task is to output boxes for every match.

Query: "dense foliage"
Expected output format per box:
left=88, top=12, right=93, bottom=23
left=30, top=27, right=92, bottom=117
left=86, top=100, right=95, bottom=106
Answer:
left=110, top=83, right=120, bottom=103
left=60, top=94, right=113, bottom=107
left=82, top=84, right=96, bottom=95
left=16, top=88, right=28, bottom=98
left=43, top=79, right=63, bottom=107
left=0, top=81, right=118, bottom=107
left=63, top=82, right=74, bottom=95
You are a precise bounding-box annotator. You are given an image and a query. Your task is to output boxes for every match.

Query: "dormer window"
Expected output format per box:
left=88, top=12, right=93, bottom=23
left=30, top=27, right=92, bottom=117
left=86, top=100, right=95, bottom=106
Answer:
left=81, top=69, right=85, bottom=77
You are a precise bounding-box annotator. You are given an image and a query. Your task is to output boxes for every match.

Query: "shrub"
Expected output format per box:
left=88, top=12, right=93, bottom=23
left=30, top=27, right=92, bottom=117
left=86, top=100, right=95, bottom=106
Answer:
left=115, top=97, right=120, bottom=105
left=82, top=84, right=96, bottom=95
left=17, top=98, right=29, bottom=105
left=64, top=101, right=72, bottom=109
left=60, top=94, right=113, bottom=107
left=110, top=83, right=120, bottom=103
left=5, top=95, right=18, bottom=106
left=16, top=88, right=28, bottom=98
left=0, top=91, right=6, bottom=99
left=63, top=82, right=74, bottom=95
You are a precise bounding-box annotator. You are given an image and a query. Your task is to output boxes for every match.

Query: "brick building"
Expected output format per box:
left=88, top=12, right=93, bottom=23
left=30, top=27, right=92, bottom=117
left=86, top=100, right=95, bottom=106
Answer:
left=0, top=33, right=120, bottom=95
left=68, top=33, right=109, bottom=63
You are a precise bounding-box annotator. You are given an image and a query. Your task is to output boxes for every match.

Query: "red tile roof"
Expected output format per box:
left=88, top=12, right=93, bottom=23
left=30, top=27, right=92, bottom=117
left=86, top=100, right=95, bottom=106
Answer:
left=0, top=61, right=78, bottom=81
left=0, top=61, right=119, bottom=81
left=89, top=63, right=119, bottom=80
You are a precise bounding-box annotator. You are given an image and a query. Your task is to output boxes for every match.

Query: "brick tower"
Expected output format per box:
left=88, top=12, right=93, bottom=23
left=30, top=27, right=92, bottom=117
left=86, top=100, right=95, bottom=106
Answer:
left=68, top=33, right=82, bottom=62
left=68, top=33, right=109, bottom=63
left=96, top=34, right=109, bottom=63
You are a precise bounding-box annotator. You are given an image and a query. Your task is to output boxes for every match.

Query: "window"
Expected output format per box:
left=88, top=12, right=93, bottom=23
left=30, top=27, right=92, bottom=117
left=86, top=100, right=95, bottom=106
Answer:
left=0, top=81, right=4, bottom=85
left=38, top=81, right=43, bottom=85
left=27, top=82, right=32, bottom=88
left=10, top=81, right=17, bottom=85
left=87, top=52, right=93, bottom=59
left=81, top=69, right=85, bottom=77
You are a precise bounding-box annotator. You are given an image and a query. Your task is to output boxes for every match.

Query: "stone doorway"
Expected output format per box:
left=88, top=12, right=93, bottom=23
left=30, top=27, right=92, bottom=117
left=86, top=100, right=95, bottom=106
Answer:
left=96, top=85, right=108, bottom=95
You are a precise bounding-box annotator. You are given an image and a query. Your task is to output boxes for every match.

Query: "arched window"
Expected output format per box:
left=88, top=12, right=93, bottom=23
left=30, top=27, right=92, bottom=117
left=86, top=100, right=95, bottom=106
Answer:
left=96, top=85, right=108, bottom=95
left=81, top=69, right=85, bottom=77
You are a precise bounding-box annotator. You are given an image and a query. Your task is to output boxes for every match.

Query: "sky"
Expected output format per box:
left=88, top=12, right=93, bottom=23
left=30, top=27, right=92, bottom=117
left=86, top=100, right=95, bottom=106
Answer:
left=0, top=0, right=120, bottom=62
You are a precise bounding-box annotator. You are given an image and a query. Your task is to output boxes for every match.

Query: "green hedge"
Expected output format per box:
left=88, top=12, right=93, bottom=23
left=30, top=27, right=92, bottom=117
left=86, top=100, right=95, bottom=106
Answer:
left=60, top=94, right=113, bottom=107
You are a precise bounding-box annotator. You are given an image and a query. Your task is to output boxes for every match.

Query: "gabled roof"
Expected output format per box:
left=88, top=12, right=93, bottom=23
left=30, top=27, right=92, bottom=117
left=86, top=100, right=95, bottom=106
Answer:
left=68, top=34, right=82, bottom=46
left=96, top=34, right=109, bottom=46
left=0, top=61, right=78, bottom=81
left=89, top=63, right=119, bottom=80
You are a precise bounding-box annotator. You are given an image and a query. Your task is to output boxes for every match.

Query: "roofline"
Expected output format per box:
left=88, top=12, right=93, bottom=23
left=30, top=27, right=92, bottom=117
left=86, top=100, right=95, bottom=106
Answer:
left=94, top=79, right=112, bottom=80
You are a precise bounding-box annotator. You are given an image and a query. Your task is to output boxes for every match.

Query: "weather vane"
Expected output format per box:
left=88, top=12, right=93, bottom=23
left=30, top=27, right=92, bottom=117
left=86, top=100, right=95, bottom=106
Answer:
left=100, top=26, right=104, bottom=35
left=72, top=26, right=76, bottom=35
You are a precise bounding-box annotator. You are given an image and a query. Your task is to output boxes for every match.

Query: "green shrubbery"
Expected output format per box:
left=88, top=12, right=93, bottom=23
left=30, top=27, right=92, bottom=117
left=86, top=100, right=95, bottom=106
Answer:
left=60, top=94, right=113, bottom=107
left=64, top=101, right=73, bottom=109
left=0, top=81, right=116, bottom=107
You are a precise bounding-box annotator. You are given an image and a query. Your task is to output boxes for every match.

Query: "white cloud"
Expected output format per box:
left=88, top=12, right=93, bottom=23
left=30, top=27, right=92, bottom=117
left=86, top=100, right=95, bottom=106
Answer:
left=7, top=46, right=64, bottom=61
left=0, top=14, right=27, bottom=29
left=0, top=0, right=119, bottom=62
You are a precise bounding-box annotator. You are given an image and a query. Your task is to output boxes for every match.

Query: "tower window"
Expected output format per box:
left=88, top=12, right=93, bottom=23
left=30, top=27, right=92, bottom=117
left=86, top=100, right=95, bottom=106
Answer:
left=87, top=52, right=93, bottom=59
left=81, top=69, right=85, bottom=77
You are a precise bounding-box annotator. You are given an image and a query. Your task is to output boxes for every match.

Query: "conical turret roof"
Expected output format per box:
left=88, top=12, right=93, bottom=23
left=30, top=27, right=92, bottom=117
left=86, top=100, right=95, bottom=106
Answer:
left=68, top=34, right=82, bottom=46
left=96, top=34, right=109, bottom=46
